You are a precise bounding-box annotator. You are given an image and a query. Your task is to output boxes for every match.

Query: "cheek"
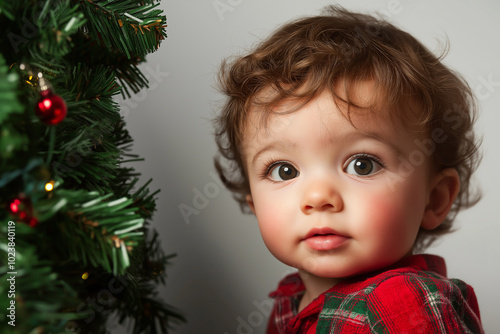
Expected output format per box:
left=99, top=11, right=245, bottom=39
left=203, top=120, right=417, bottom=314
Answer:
left=254, top=199, right=284, bottom=238
left=361, top=198, right=402, bottom=229
left=357, top=193, right=422, bottom=245
left=252, top=194, right=297, bottom=257
left=254, top=204, right=290, bottom=261
left=256, top=210, right=281, bottom=236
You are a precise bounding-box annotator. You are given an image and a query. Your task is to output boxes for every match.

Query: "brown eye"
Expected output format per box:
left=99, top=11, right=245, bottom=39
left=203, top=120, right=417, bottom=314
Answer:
left=270, top=163, right=299, bottom=181
left=345, top=156, right=382, bottom=176
left=353, top=158, right=373, bottom=175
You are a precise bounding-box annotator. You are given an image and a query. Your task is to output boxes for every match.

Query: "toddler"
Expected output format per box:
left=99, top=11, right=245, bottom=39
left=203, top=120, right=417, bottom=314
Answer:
left=214, top=6, right=483, bottom=333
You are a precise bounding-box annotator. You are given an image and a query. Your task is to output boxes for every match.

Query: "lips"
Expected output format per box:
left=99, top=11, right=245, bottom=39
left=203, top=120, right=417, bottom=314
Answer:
left=302, top=227, right=348, bottom=251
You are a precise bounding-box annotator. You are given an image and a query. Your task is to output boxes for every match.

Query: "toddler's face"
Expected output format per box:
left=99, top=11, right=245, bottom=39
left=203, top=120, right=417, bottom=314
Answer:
left=242, top=87, right=437, bottom=280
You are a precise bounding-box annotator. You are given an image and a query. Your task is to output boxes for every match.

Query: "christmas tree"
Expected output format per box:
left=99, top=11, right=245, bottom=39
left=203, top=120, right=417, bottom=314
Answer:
left=0, top=0, right=184, bottom=333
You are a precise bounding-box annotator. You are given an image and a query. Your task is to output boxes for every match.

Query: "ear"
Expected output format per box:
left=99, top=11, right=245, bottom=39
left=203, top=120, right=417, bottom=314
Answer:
left=421, top=168, right=460, bottom=230
left=246, top=194, right=256, bottom=214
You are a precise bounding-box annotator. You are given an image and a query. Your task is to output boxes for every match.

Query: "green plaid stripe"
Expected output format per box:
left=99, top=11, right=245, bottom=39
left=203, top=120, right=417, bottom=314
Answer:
left=318, top=288, right=372, bottom=333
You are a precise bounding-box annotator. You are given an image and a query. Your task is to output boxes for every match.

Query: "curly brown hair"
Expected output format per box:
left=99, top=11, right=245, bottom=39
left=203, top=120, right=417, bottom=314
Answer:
left=214, top=6, right=481, bottom=252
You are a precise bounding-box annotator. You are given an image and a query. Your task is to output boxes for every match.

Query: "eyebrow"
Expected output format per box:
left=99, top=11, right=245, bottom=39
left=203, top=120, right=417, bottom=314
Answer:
left=250, top=140, right=297, bottom=167
left=249, top=131, right=403, bottom=167
left=339, top=131, right=403, bottom=157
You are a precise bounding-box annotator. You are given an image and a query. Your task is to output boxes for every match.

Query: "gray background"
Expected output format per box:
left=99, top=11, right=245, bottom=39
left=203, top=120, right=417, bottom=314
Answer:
left=116, top=0, right=500, bottom=333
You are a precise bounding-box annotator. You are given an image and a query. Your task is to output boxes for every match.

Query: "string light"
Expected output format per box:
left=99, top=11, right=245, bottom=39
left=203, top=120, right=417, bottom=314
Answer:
left=45, top=181, right=55, bottom=192
left=82, top=272, right=89, bottom=280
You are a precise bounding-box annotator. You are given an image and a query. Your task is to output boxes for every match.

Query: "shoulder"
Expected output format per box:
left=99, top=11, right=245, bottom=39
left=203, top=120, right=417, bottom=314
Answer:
left=354, top=254, right=479, bottom=309
left=367, top=264, right=479, bottom=308
left=320, top=256, right=483, bottom=333
left=365, top=269, right=483, bottom=333
left=369, top=266, right=467, bottom=300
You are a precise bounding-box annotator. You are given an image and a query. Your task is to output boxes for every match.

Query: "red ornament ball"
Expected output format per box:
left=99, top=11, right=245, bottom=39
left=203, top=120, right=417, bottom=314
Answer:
left=35, top=89, right=67, bottom=125
left=8, top=196, right=38, bottom=227
left=28, top=216, right=39, bottom=227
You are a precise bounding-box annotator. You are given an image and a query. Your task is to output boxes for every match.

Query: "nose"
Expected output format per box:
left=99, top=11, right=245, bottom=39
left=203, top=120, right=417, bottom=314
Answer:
left=300, top=180, right=343, bottom=214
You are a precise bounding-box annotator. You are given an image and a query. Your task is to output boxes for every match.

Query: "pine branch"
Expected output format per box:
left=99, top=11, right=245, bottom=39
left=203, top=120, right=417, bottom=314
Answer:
left=0, top=1, right=16, bottom=20
left=49, top=190, right=145, bottom=275
left=34, top=0, right=87, bottom=57
left=73, top=0, right=167, bottom=59
left=42, top=63, right=124, bottom=193
left=65, top=34, right=150, bottom=98
left=0, top=222, right=84, bottom=334
left=0, top=54, right=23, bottom=121
left=0, top=53, right=27, bottom=163
left=1, top=0, right=181, bottom=332
left=112, top=230, right=185, bottom=333
left=0, top=1, right=86, bottom=70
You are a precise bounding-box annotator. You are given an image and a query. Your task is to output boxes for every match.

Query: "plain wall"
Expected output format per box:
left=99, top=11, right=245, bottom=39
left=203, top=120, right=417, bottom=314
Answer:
left=117, top=0, right=500, bottom=333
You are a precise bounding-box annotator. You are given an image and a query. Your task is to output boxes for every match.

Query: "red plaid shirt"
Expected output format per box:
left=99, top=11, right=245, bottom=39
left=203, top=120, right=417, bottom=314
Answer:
left=267, top=254, right=483, bottom=333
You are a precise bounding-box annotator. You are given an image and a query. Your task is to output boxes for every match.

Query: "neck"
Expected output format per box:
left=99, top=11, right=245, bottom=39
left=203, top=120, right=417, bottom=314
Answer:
left=298, top=270, right=342, bottom=312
